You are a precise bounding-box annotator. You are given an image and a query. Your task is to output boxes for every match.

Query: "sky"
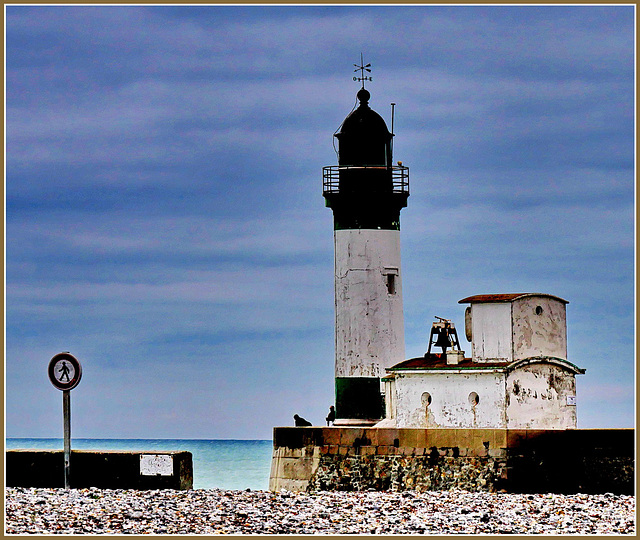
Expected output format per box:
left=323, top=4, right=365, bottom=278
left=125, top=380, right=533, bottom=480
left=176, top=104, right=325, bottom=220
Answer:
left=5, top=5, right=635, bottom=440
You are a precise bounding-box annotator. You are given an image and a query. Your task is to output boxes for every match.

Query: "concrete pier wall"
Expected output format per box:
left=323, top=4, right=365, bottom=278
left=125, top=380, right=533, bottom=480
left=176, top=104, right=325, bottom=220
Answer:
left=269, top=428, right=633, bottom=495
left=6, top=450, right=193, bottom=490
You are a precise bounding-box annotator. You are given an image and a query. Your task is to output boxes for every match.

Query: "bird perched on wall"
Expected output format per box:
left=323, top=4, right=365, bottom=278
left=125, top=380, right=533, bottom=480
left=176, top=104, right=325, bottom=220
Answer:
left=326, top=406, right=336, bottom=426
left=293, top=414, right=312, bottom=427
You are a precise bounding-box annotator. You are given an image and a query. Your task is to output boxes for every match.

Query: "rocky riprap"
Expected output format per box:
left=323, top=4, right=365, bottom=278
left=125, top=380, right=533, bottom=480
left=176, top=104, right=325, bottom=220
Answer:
left=5, top=487, right=635, bottom=535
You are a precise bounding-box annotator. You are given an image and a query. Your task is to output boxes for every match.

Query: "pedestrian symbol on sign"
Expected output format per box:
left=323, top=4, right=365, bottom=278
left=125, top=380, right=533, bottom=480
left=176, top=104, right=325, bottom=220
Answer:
left=48, top=352, right=82, bottom=392
left=58, top=361, right=71, bottom=382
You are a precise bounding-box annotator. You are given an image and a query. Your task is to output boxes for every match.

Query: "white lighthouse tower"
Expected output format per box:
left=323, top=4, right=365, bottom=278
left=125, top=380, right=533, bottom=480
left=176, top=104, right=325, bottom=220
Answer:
left=323, top=71, right=409, bottom=425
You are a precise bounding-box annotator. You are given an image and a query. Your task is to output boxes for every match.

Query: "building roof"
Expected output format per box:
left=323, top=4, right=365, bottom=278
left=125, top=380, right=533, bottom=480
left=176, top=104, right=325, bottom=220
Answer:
left=458, top=293, right=569, bottom=305
left=386, top=354, right=584, bottom=375
left=389, top=354, right=510, bottom=371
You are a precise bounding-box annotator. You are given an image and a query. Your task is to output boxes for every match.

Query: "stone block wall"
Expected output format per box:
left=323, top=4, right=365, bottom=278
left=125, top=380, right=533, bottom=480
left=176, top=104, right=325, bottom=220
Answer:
left=269, top=428, right=633, bottom=494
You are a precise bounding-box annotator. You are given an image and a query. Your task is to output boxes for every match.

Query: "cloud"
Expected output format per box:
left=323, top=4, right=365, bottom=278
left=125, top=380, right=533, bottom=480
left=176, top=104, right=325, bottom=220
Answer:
left=5, top=5, right=634, bottom=438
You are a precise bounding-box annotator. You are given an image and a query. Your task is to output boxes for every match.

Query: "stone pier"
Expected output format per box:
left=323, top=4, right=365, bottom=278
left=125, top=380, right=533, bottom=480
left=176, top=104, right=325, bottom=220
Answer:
left=269, top=427, right=633, bottom=494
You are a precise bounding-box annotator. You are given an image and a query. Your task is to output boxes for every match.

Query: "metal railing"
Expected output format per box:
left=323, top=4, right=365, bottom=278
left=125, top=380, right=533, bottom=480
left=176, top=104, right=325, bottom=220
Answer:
left=322, top=165, right=409, bottom=195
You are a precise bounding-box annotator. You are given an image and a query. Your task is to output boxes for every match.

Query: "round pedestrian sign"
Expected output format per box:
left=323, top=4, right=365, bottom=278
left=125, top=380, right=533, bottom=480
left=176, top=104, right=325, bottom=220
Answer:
left=48, top=352, right=82, bottom=391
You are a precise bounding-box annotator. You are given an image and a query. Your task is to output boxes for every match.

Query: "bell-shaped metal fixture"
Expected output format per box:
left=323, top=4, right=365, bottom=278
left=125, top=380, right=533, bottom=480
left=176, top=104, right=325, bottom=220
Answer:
left=434, top=329, right=452, bottom=353
left=426, top=316, right=461, bottom=356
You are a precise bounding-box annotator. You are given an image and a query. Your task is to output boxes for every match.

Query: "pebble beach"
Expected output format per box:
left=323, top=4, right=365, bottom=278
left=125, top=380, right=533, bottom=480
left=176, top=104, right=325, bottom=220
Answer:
left=5, top=487, right=635, bottom=535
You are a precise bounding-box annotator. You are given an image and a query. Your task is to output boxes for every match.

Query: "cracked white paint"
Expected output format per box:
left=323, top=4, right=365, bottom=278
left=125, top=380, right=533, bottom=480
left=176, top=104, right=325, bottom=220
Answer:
left=334, top=229, right=405, bottom=379
left=468, top=296, right=567, bottom=362
left=386, top=363, right=578, bottom=429
left=386, top=371, right=507, bottom=428
left=512, top=297, right=567, bottom=361
left=506, top=364, right=577, bottom=428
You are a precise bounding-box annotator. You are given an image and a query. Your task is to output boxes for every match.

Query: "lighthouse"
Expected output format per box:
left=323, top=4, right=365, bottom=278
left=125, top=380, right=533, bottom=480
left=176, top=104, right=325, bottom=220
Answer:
left=323, top=67, right=409, bottom=425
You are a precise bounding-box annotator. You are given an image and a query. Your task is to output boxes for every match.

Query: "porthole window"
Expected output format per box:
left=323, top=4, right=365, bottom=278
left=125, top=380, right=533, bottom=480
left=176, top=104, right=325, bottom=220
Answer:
left=421, top=392, right=432, bottom=406
left=468, top=392, right=479, bottom=406
left=535, top=305, right=543, bottom=315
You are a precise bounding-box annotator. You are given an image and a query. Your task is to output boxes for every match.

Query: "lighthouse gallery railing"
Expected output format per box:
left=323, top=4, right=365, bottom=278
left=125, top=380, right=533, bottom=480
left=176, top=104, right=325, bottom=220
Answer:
left=322, top=165, right=409, bottom=196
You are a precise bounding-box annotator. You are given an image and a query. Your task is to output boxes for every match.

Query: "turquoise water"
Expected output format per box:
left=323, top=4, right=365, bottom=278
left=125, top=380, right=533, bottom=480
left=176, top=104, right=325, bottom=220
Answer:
left=5, top=439, right=273, bottom=491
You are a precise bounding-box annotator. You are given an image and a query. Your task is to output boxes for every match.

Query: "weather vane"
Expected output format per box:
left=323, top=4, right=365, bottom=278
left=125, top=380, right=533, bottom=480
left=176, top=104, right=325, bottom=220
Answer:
left=353, top=53, right=372, bottom=88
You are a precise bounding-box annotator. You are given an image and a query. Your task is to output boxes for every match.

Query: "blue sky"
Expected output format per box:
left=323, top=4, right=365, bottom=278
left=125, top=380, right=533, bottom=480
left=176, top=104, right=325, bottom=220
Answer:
left=5, top=5, right=635, bottom=440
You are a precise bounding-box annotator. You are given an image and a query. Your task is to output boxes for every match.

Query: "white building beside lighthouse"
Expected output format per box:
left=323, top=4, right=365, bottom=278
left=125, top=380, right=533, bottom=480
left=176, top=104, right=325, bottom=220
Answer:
left=382, top=293, right=585, bottom=429
left=323, top=86, right=409, bottom=425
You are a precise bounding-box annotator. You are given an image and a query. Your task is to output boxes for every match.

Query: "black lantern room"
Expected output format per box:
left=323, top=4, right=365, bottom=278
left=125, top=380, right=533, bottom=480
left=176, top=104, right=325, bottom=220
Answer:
left=323, top=88, right=409, bottom=230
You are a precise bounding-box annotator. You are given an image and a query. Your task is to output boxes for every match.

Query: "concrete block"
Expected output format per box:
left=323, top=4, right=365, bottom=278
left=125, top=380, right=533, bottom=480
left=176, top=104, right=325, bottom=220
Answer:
left=427, top=429, right=447, bottom=447
left=370, top=428, right=398, bottom=446
left=273, top=478, right=309, bottom=492
left=268, top=476, right=280, bottom=491
left=428, top=429, right=458, bottom=447
left=280, top=457, right=300, bottom=478
left=398, top=429, right=420, bottom=448
left=414, top=430, right=428, bottom=448
left=472, top=430, right=493, bottom=452
left=446, top=429, right=473, bottom=449
left=6, top=450, right=192, bottom=490
left=507, top=429, right=528, bottom=449
left=339, top=428, right=364, bottom=447
left=303, top=446, right=320, bottom=458
left=479, top=429, right=501, bottom=448
left=281, top=457, right=319, bottom=480
left=273, top=427, right=304, bottom=449
left=305, top=428, right=326, bottom=447
left=524, top=429, right=547, bottom=445
left=322, top=428, right=342, bottom=446
left=270, top=451, right=287, bottom=481
left=492, top=429, right=508, bottom=448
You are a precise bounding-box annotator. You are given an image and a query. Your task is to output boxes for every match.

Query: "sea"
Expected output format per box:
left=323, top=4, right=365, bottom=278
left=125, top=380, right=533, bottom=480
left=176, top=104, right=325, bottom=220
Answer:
left=5, top=439, right=273, bottom=491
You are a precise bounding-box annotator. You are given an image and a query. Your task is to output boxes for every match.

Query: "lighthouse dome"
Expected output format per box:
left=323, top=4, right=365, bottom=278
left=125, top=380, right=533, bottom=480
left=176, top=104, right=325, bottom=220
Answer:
left=335, top=89, right=393, bottom=167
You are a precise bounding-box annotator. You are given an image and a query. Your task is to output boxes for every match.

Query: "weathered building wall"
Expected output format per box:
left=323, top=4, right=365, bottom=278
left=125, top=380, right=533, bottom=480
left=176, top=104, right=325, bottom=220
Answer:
left=388, top=371, right=507, bottom=428
left=270, top=427, right=634, bottom=495
left=334, top=229, right=405, bottom=378
left=466, top=295, right=568, bottom=363
left=512, top=297, right=567, bottom=361
left=387, top=363, right=579, bottom=430
left=470, top=303, right=512, bottom=362
left=506, top=363, right=577, bottom=429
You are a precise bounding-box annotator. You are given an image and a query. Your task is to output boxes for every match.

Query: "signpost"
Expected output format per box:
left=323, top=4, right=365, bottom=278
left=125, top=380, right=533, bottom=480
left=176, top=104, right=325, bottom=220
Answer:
left=48, top=352, right=82, bottom=489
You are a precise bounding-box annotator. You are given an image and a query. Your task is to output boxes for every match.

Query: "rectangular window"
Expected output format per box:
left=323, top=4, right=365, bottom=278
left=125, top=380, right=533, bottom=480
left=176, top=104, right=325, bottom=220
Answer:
left=386, top=273, right=396, bottom=294
left=384, top=267, right=399, bottom=295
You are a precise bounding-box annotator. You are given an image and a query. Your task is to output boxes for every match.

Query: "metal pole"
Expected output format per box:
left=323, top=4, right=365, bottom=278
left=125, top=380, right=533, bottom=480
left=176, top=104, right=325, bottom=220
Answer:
left=63, top=390, right=71, bottom=489
left=390, top=103, right=396, bottom=159
left=391, top=103, right=396, bottom=135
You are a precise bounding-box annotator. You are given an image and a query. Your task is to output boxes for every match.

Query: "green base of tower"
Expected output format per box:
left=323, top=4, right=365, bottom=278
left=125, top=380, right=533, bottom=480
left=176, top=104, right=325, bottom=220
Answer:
left=335, top=377, right=384, bottom=420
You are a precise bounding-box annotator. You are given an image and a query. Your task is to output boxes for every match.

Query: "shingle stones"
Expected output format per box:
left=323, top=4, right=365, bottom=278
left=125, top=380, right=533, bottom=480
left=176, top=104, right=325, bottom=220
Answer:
left=5, top=487, right=635, bottom=535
